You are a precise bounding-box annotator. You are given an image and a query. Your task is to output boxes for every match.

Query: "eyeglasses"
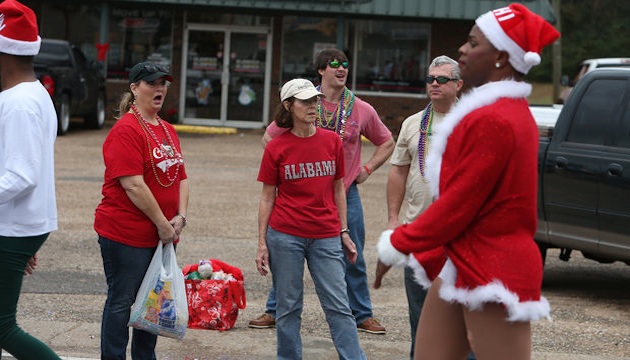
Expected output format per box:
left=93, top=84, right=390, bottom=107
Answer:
left=425, top=76, right=458, bottom=84
left=328, top=60, right=349, bottom=69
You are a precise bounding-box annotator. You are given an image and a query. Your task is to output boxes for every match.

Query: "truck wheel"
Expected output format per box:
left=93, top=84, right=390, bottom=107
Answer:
left=57, top=93, right=70, bottom=136
left=85, top=90, right=106, bottom=129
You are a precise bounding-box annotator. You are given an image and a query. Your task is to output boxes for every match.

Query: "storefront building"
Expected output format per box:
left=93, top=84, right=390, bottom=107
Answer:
left=22, top=0, right=555, bottom=132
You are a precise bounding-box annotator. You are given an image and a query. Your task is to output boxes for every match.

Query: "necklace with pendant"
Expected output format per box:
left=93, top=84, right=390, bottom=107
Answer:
left=131, top=104, right=183, bottom=187
left=316, top=86, right=355, bottom=141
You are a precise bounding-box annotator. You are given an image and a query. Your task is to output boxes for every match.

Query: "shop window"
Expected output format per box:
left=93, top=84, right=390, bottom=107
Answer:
left=108, top=8, right=174, bottom=79
left=281, top=16, right=338, bottom=84
left=349, top=20, right=430, bottom=95
left=282, top=16, right=430, bottom=96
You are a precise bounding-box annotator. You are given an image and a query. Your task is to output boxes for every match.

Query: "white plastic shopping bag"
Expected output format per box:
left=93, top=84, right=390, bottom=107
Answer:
left=128, top=242, right=188, bottom=339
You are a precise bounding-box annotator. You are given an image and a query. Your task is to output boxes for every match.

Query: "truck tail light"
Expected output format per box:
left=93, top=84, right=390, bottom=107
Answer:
left=40, top=75, right=55, bottom=97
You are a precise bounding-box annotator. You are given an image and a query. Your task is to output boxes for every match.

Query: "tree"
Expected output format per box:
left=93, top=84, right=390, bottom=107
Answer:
left=527, top=0, right=630, bottom=82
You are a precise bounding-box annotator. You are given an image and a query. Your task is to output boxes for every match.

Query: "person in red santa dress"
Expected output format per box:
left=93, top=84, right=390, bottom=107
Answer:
left=376, top=3, right=560, bottom=360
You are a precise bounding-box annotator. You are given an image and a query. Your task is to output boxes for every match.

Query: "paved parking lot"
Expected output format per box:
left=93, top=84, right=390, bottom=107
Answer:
left=12, top=123, right=630, bottom=359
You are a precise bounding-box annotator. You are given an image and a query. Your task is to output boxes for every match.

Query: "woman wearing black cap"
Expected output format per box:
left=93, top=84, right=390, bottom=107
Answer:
left=377, top=4, right=560, bottom=359
left=94, top=62, right=188, bottom=358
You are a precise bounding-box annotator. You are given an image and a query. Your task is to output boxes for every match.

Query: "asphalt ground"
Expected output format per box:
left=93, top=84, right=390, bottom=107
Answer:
left=7, top=121, right=629, bottom=359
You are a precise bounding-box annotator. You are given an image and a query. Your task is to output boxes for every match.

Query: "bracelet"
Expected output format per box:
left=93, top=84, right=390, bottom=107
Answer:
left=340, top=228, right=350, bottom=235
left=363, top=165, right=372, bottom=175
left=177, top=213, right=187, bottom=226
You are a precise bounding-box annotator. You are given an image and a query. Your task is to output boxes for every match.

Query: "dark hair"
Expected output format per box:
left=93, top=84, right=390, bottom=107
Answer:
left=273, top=99, right=295, bottom=128
left=314, top=48, right=348, bottom=81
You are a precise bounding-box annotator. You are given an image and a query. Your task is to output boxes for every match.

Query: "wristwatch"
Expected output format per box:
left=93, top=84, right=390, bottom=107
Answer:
left=340, top=228, right=350, bottom=235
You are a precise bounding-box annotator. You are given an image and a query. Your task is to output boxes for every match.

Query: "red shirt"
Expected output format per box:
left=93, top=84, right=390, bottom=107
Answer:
left=94, top=113, right=187, bottom=248
left=258, top=128, right=344, bottom=238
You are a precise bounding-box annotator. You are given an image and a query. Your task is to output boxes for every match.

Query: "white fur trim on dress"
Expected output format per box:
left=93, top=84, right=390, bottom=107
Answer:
left=377, top=229, right=408, bottom=267
left=437, top=259, right=551, bottom=322
left=425, top=80, right=532, bottom=198
left=407, top=255, right=432, bottom=289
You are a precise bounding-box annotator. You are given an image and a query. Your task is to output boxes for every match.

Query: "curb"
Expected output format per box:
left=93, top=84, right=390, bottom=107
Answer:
left=173, top=124, right=238, bottom=135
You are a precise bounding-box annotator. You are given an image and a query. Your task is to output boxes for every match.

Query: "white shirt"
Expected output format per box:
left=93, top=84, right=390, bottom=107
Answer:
left=0, top=81, right=58, bottom=236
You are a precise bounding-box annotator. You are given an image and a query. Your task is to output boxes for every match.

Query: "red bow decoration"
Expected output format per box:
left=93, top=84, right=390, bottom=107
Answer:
left=96, top=43, right=110, bottom=61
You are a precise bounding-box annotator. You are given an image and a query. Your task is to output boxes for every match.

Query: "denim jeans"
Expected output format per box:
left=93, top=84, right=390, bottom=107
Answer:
left=0, top=234, right=61, bottom=360
left=266, top=227, right=366, bottom=360
left=99, top=236, right=158, bottom=360
left=265, top=183, right=374, bottom=325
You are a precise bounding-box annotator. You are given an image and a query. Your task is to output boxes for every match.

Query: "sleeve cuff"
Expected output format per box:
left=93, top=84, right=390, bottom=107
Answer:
left=377, top=229, right=408, bottom=267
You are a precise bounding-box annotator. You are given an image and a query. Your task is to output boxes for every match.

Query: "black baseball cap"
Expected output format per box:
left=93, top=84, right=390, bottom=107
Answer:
left=129, top=61, right=173, bottom=84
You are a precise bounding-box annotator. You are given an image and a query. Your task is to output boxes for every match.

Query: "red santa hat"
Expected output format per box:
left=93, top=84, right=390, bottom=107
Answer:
left=475, top=3, right=560, bottom=74
left=0, top=0, right=41, bottom=56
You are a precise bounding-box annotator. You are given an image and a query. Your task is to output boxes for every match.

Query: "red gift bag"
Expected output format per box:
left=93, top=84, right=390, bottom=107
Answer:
left=183, top=259, right=246, bottom=331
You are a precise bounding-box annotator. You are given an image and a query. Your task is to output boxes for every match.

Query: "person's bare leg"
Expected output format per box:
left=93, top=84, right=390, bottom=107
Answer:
left=463, top=302, right=531, bottom=360
left=414, top=277, right=471, bottom=360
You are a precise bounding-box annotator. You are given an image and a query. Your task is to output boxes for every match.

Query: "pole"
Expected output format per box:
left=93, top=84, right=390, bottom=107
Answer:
left=551, top=0, right=562, bottom=104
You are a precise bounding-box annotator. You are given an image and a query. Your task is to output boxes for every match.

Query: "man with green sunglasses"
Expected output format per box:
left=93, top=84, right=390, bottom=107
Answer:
left=253, top=48, right=395, bottom=335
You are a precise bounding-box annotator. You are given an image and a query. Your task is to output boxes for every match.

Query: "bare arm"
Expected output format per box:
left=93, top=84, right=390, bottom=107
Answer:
left=119, top=175, right=177, bottom=243
left=170, top=178, right=189, bottom=235
left=375, top=163, right=409, bottom=289
left=356, top=137, right=395, bottom=184
left=386, top=164, right=409, bottom=229
left=256, top=183, right=276, bottom=275
left=335, top=178, right=357, bottom=264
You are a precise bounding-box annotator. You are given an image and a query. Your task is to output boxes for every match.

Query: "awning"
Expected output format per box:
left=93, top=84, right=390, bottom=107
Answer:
left=115, top=0, right=557, bottom=22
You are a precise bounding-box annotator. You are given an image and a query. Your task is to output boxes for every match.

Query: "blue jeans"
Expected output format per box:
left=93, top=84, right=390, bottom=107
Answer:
left=266, top=227, right=366, bottom=360
left=99, top=236, right=158, bottom=360
left=0, top=234, right=61, bottom=360
left=265, top=183, right=374, bottom=325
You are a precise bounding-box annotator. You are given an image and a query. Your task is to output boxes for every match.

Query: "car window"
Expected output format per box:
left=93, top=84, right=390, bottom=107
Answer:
left=566, top=79, right=626, bottom=146
left=35, top=42, right=71, bottom=66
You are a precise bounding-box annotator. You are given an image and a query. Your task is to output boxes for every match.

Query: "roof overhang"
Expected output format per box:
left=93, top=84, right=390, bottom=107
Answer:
left=109, top=0, right=557, bottom=22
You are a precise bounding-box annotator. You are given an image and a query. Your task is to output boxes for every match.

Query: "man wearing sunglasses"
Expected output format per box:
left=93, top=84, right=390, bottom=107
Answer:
left=374, top=55, right=475, bottom=360
left=253, top=48, right=395, bottom=335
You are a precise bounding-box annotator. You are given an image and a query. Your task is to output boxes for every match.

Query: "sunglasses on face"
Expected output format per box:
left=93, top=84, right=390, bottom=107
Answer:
left=425, top=75, right=458, bottom=84
left=328, top=60, right=349, bottom=69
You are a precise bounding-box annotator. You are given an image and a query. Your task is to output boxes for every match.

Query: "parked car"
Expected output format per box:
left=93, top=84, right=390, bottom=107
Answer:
left=558, top=57, right=630, bottom=103
left=34, top=39, right=107, bottom=135
left=537, top=68, right=630, bottom=266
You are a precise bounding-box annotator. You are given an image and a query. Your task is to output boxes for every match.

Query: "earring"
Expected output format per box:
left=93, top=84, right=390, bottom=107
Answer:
left=495, top=62, right=501, bottom=68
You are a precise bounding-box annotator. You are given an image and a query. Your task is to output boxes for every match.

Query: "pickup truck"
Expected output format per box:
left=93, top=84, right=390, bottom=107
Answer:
left=558, top=57, right=630, bottom=104
left=536, top=68, right=630, bottom=266
left=34, top=39, right=107, bottom=135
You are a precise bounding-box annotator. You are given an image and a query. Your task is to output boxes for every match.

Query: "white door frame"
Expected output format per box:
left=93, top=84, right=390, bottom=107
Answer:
left=179, top=22, right=272, bottom=128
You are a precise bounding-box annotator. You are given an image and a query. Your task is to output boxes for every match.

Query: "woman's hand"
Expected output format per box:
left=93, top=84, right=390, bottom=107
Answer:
left=256, top=244, right=270, bottom=276
left=341, top=233, right=357, bottom=264
left=373, top=259, right=392, bottom=289
left=24, top=254, right=38, bottom=275
left=170, top=214, right=186, bottom=236
left=157, top=221, right=178, bottom=243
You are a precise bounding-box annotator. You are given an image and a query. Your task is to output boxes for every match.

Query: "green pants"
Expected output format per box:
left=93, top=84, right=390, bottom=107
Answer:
left=0, top=234, right=61, bottom=360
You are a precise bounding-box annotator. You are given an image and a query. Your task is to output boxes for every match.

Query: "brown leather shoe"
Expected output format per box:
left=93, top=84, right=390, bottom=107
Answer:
left=357, top=317, right=386, bottom=334
left=248, top=313, right=276, bottom=329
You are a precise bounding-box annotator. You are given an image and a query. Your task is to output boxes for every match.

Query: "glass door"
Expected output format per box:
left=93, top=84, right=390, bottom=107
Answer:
left=181, top=24, right=271, bottom=128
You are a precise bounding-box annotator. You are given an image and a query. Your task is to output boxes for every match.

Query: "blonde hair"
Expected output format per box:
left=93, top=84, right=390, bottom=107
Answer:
left=116, top=91, right=135, bottom=119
